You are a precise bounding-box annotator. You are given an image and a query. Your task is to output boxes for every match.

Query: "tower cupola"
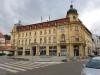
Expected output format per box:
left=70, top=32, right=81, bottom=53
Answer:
left=66, top=4, right=79, bottom=21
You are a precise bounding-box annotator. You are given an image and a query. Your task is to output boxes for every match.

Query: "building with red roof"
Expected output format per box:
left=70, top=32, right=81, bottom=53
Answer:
left=11, top=5, right=93, bottom=59
left=0, top=32, right=14, bottom=55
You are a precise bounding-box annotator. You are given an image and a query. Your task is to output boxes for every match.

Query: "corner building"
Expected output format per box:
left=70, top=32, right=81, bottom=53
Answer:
left=11, top=5, right=93, bottom=58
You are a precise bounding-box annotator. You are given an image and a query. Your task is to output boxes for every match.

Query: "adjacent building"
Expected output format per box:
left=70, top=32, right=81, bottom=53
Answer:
left=11, top=5, right=93, bottom=58
left=92, top=34, right=100, bottom=55
left=0, top=32, right=14, bottom=55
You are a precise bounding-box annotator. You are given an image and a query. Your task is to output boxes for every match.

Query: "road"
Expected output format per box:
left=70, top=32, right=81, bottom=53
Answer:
left=0, top=56, right=83, bottom=75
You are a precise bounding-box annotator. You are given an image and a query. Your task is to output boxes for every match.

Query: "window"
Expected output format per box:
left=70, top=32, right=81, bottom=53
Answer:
left=75, top=26, right=79, bottom=31
left=44, top=30, right=47, bottom=34
left=73, top=16, right=76, bottom=20
left=18, top=34, right=20, bottom=37
left=44, top=37, right=46, bottom=43
left=53, top=36, right=56, bottom=43
left=61, top=34, right=65, bottom=42
left=22, top=33, right=24, bottom=37
left=49, top=46, right=57, bottom=56
left=29, top=39, right=31, bottom=44
left=86, top=59, right=100, bottom=69
left=75, top=36, right=79, bottom=41
left=26, top=33, right=27, bottom=37
left=60, top=26, right=65, bottom=32
left=60, top=45, right=67, bottom=56
left=40, top=46, right=46, bottom=55
left=19, top=40, right=20, bottom=45
left=49, top=29, right=51, bottom=34
left=75, top=38, right=79, bottom=41
left=53, top=29, right=56, bottom=33
left=34, top=32, right=36, bottom=36
left=34, top=38, right=36, bottom=43
left=29, top=32, right=31, bottom=36
left=22, top=40, right=23, bottom=45
left=25, top=39, right=27, bottom=45
left=40, top=31, right=42, bottom=35
left=40, top=38, right=42, bottom=43
left=49, top=37, right=51, bottom=43
left=13, top=39, right=15, bottom=44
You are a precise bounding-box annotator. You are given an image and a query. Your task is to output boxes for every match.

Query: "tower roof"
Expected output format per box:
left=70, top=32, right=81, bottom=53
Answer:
left=67, top=4, right=78, bottom=15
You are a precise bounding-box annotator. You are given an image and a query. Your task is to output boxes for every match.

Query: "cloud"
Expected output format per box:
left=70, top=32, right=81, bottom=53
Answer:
left=0, top=0, right=100, bottom=35
left=79, top=0, right=100, bottom=35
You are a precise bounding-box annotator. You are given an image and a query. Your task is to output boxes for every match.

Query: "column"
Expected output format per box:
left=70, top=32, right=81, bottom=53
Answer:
left=80, top=45, right=83, bottom=58
left=14, top=47, right=18, bottom=56
left=57, top=45, right=60, bottom=56
left=30, top=47, right=33, bottom=56
left=85, top=46, right=88, bottom=57
left=14, top=50, right=18, bottom=56
left=22, top=47, right=25, bottom=56
left=69, top=44, right=73, bottom=58
left=36, top=45, right=39, bottom=56
left=66, top=45, right=69, bottom=57
left=46, top=45, right=49, bottom=56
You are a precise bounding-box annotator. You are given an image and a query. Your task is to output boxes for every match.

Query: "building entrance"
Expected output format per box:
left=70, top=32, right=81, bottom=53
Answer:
left=74, top=45, right=79, bottom=56
left=17, top=47, right=23, bottom=55
left=32, top=46, right=36, bottom=56
left=60, top=45, right=67, bottom=56
left=49, top=46, right=57, bottom=56
left=18, top=51, right=23, bottom=55
left=40, top=46, right=46, bottom=55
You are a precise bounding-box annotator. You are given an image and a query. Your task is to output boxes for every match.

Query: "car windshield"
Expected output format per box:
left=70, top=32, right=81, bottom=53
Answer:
left=86, top=59, right=100, bottom=69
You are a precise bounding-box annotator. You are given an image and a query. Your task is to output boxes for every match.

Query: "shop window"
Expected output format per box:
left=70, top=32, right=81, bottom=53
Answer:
left=49, top=46, right=57, bottom=56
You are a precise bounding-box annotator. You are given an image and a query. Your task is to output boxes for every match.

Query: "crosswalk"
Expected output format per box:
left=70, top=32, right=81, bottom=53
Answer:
left=0, top=61, right=63, bottom=73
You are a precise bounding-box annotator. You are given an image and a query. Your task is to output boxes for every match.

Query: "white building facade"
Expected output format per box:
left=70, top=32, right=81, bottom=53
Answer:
left=92, top=34, right=100, bottom=55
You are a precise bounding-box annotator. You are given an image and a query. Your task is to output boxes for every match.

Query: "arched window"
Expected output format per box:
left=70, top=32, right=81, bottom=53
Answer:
left=61, top=34, right=65, bottom=42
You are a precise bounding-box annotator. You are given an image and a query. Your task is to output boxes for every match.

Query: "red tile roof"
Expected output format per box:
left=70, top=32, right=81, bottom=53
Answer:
left=15, top=17, right=91, bottom=35
left=17, top=18, right=69, bottom=31
left=0, top=32, right=4, bottom=38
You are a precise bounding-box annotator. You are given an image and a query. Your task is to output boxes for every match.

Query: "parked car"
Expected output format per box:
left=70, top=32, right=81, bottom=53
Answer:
left=7, top=53, right=14, bottom=56
left=0, top=53, right=6, bottom=56
left=81, top=56, right=100, bottom=75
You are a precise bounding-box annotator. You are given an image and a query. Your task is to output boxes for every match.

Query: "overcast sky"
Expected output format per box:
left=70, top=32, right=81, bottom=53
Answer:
left=0, top=0, right=100, bottom=35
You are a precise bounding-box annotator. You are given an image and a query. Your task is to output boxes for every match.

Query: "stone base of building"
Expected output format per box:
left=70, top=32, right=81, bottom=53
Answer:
left=14, top=44, right=89, bottom=59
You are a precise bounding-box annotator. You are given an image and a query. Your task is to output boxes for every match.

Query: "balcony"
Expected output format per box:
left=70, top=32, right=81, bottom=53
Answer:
left=70, top=38, right=84, bottom=44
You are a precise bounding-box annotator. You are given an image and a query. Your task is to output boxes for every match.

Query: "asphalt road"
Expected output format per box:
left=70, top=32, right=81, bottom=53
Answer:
left=0, top=56, right=83, bottom=75
left=15, top=62, right=83, bottom=75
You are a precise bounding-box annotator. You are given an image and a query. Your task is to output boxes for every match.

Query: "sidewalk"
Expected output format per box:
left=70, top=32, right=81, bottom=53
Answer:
left=8, top=56, right=88, bottom=62
left=9, top=56, right=67, bottom=62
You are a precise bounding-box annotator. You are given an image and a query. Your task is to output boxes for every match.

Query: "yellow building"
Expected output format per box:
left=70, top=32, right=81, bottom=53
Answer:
left=11, top=5, right=93, bottom=59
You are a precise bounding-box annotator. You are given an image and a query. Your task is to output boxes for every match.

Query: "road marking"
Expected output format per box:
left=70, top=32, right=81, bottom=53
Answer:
left=0, top=66, right=18, bottom=73
left=0, top=61, right=63, bottom=73
left=5, top=61, right=32, bottom=66
left=0, top=64, right=26, bottom=71
left=28, top=63, right=50, bottom=69
left=4, top=62, right=37, bottom=69
left=5, top=61, right=27, bottom=65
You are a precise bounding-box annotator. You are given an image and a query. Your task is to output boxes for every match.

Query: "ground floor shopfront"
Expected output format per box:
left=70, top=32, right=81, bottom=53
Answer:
left=15, top=43, right=90, bottom=58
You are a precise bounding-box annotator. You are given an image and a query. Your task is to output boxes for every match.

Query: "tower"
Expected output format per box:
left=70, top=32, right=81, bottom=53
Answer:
left=66, top=4, right=78, bottom=22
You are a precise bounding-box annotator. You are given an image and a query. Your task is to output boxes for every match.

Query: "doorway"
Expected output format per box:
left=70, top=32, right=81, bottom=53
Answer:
left=60, top=45, right=67, bottom=56
left=74, top=45, right=79, bottom=56
left=40, top=46, right=46, bottom=56
left=32, top=46, right=36, bottom=56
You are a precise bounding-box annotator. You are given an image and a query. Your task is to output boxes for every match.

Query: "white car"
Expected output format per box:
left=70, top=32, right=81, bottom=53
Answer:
left=81, top=56, right=100, bottom=75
